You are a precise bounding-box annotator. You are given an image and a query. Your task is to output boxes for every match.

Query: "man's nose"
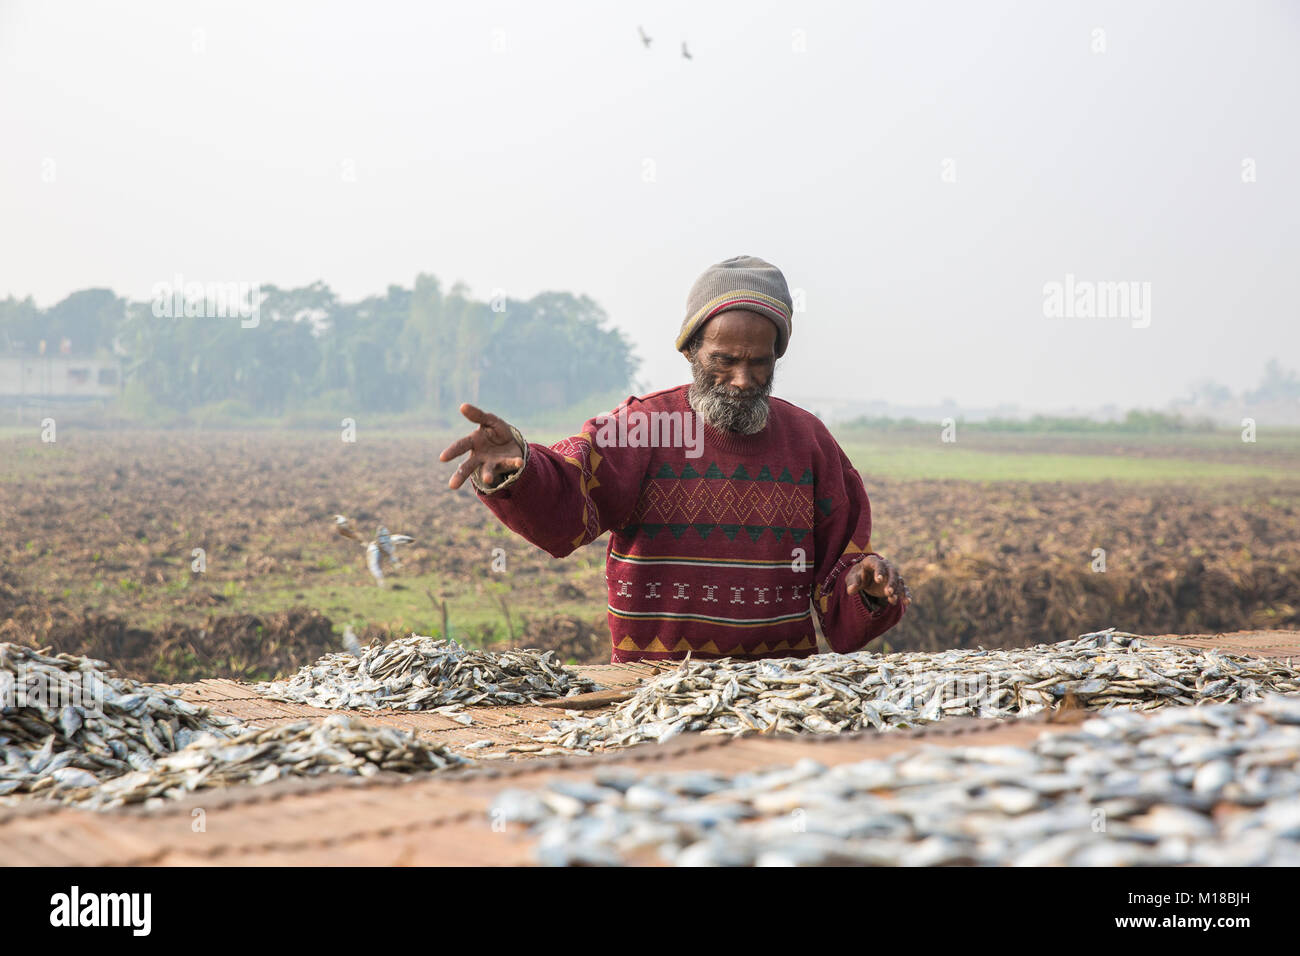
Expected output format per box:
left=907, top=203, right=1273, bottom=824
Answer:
left=728, top=368, right=758, bottom=391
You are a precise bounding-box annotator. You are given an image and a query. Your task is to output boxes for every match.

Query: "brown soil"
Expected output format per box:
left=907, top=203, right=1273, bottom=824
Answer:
left=862, top=479, right=1300, bottom=651
left=6, top=606, right=610, bottom=684
left=35, top=607, right=340, bottom=683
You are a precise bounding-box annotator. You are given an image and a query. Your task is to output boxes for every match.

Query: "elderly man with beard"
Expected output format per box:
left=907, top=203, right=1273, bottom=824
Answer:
left=439, top=255, right=909, bottom=662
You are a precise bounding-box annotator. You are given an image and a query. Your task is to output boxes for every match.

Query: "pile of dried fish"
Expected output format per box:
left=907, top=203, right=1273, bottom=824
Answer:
left=65, top=716, right=467, bottom=809
left=258, top=635, right=598, bottom=711
left=0, top=643, right=243, bottom=798
left=495, top=694, right=1300, bottom=866
left=539, top=630, right=1300, bottom=751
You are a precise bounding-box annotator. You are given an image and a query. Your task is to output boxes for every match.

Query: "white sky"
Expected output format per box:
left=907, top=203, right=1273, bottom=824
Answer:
left=2, top=0, right=1297, bottom=410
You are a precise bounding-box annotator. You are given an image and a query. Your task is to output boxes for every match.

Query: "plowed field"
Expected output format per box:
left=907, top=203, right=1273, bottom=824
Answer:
left=2, top=429, right=1297, bottom=679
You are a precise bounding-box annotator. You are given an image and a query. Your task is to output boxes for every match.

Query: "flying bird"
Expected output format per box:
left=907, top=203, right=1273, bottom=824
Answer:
left=376, top=525, right=415, bottom=569
left=366, top=525, right=416, bottom=586
left=332, top=516, right=415, bottom=586
left=681, top=41, right=692, bottom=60
left=638, top=26, right=652, bottom=48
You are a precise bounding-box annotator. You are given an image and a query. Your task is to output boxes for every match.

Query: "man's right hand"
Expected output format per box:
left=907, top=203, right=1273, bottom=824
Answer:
left=438, top=403, right=525, bottom=490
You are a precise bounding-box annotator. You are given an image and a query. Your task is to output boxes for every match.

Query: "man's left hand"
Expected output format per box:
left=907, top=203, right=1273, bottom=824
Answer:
left=845, top=554, right=911, bottom=610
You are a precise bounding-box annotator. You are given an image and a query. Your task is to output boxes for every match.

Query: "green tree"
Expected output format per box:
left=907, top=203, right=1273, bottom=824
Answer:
left=478, top=291, right=638, bottom=415
left=23, top=275, right=639, bottom=420
left=1247, top=360, right=1300, bottom=403
left=0, top=296, right=43, bottom=352
left=46, top=289, right=125, bottom=354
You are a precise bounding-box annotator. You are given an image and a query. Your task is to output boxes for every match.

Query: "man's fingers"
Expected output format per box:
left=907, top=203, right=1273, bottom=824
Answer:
left=457, top=403, right=518, bottom=447
left=439, top=434, right=475, bottom=463
left=837, top=559, right=910, bottom=606
left=886, top=571, right=906, bottom=605
left=448, top=455, right=480, bottom=490
left=481, top=457, right=526, bottom=487
left=460, top=403, right=507, bottom=436
left=849, top=560, right=890, bottom=597
left=857, top=555, right=900, bottom=600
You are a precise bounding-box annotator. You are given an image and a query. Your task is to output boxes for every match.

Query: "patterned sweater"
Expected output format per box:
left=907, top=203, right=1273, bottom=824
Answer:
left=474, top=385, right=903, bottom=662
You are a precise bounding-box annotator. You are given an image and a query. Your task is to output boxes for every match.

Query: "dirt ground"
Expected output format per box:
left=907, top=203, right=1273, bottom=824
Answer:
left=1, top=430, right=1297, bottom=680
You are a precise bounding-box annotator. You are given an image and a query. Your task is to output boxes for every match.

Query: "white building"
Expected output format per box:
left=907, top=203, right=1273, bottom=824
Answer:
left=0, top=356, right=122, bottom=400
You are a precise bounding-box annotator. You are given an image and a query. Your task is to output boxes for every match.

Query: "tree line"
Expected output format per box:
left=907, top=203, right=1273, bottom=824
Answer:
left=0, top=277, right=639, bottom=420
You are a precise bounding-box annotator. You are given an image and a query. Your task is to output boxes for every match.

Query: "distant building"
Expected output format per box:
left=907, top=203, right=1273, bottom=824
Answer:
left=0, top=355, right=122, bottom=402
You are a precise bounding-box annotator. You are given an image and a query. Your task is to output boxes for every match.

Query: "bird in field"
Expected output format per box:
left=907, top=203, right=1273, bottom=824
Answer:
left=638, top=26, right=652, bottom=49
left=365, top=541, right=385, bottom=585
left=681, top=41, right=692, bottom=60
left=367, top=525, right=416, bottom=586
left=376, top=525, right=415, bottom=568
left=332, top=516, right=415, bottom=586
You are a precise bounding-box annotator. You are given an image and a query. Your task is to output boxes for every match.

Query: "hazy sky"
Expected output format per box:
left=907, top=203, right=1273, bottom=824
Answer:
left=2, top=0, right=1297, bottom=411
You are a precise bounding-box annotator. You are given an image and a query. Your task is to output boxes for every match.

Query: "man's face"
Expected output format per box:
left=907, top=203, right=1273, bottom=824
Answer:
left=685, top=310, right=777, bottom=434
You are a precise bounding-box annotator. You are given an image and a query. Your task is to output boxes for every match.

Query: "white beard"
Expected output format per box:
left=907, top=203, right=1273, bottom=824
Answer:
left=687, top=357, right=773, bottom=435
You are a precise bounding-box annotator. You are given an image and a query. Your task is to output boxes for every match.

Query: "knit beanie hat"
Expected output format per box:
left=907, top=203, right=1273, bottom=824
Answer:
left=676, top=255, right=793, bottom=358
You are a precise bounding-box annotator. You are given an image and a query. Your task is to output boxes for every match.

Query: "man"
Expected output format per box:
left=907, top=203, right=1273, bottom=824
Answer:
left=439, top=255, right=909, bottom=663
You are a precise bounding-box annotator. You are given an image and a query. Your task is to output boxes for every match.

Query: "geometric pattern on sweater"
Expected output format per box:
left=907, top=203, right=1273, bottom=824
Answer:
left=615, top=522, right=813, bottom=545
left=651, top=462, right=815, bottom=484
left=613, top=633, right=817, bottom=656
left=552, top=433, right=604, bottom=549
left=608, top=549, right=799, bottom=568
left=607, top=605, right=812, bottom=627
left=629, top=478, right=815, bottom=527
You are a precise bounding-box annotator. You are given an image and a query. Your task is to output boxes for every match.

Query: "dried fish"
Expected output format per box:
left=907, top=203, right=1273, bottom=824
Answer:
left=0, top=643, right=243, bottom=798
left=258, top=635, right=597, bottom=711
left=65, top=715, right=468, bottom=809
left=537, top=630, right=1300, bottom=752
left=498, top=694, right=1300, bottom=866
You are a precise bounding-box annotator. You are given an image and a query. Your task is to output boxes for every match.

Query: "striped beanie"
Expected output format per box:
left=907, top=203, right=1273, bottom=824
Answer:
left=676, top=255, right=793, bottom=358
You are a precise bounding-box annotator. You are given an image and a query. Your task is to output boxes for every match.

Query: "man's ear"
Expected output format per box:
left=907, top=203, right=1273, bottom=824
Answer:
left=681, top=331, right=701, bottom=360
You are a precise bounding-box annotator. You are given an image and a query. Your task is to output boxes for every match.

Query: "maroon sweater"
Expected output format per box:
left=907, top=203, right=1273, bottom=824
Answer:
left=475, top=385, right=903, bottom=662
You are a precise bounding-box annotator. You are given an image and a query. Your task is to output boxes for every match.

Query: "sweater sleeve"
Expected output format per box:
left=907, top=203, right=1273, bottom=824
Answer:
left=810, top=436, right=904, bottom=653
left=472, top=403, right=651, bottom=559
